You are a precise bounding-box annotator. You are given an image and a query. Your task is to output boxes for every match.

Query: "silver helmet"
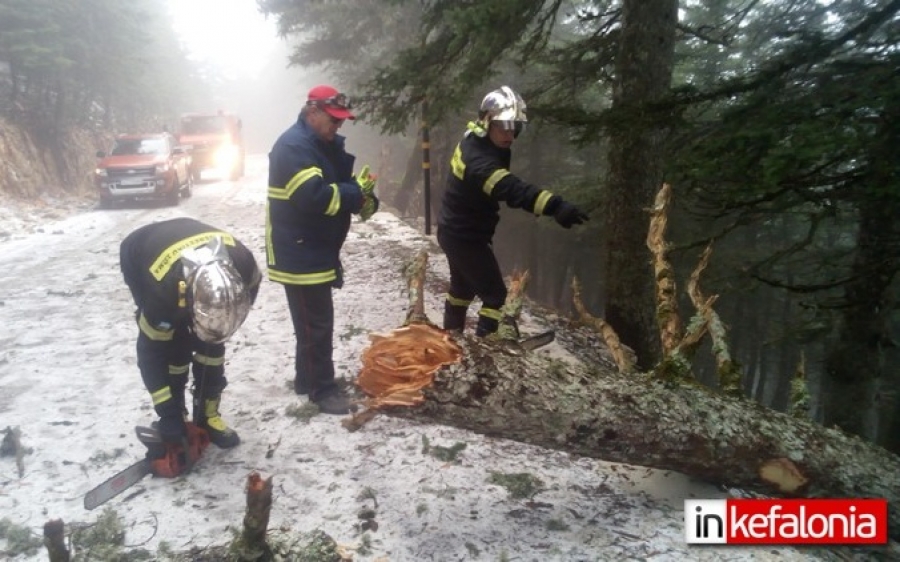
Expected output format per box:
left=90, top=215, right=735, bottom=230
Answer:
left=181, top=236, right=251, bottom=344
left=479, top=86, right=527, bottom=134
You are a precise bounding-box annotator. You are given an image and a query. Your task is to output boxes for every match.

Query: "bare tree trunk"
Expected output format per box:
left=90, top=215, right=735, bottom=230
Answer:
left=824, top=163, right=900, bottom=447
left=394, top=139, right=423, bottom=217
left=603, top=0, right=678, bottom=369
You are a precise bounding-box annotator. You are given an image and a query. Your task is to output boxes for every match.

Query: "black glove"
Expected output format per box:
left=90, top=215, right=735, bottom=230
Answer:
left=359, top=193, right=379, bottom=221
left=553, top=201, right=589, bottom=229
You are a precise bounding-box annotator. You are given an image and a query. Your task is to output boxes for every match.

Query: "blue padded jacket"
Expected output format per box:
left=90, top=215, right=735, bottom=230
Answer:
left=266, top=117, right=363, bottom=287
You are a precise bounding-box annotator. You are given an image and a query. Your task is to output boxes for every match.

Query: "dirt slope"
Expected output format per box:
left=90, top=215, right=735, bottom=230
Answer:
left=0, top=115, right=108, bottom=202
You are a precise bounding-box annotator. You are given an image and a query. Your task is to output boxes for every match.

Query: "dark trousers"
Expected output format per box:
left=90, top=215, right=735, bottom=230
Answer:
left=437, top=229, right=507, bottom=334
left=134, top=316, right=227, bottom=418
left=122, top=244, right=226, bottom=419
left=283, top=283, right=336, bottom=399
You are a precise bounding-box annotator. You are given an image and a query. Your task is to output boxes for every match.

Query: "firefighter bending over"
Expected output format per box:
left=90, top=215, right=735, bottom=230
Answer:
left=120, top=218, right=261, bottom=448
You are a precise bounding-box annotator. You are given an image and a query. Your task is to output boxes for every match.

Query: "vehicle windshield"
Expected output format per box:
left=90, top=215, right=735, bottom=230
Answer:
left=180, top=115, right=227, bottom=135
left=111, top=138, right=167, bottom=156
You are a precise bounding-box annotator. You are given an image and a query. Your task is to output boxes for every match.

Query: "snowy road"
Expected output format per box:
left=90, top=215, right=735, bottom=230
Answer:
left=0, top=156, right=845, bottom=560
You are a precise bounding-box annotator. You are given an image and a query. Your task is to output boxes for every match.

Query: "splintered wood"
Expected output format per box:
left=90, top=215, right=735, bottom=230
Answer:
left=356, top=323, right=461, bottom=408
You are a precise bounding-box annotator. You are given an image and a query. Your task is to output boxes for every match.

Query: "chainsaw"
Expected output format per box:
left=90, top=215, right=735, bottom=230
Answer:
left=488, top=329, right=556, bottom=356
left=518, top=330, right=555, bottom=351
left=83, top=422, right=210, bottom=510
left=502, top=316, right=556, bottom=353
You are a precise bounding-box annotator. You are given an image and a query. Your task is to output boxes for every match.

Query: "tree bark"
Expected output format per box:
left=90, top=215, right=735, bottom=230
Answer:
left=823, top=98, right=900, bottom=451
left=393, top=138, right=424, bottom=216
left=603, top=0, right=678, bottom=369
left=367, top=327, right=900, bottom=540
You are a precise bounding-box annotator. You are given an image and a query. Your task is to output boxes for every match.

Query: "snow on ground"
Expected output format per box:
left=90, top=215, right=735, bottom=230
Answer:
left=0, top=163, right=868, bottom=560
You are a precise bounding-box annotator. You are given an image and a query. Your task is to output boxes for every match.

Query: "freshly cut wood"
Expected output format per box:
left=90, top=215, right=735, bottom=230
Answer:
left=647, top=183, right=682, bottom=355
left=356, top=323, right=462, bottom=408
left=572, top=277, right=635, bottom=373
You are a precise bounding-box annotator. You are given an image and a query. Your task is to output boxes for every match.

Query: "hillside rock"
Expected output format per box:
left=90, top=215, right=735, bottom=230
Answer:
left=0, top=115, right=107, bottom=201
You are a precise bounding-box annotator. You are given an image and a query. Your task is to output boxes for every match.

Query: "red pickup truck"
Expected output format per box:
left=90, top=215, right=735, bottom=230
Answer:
left=95, top=133, right=193, bottom=208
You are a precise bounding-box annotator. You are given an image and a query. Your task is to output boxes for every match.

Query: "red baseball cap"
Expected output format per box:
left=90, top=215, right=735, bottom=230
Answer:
left=307, top=84, right=355, bottom=120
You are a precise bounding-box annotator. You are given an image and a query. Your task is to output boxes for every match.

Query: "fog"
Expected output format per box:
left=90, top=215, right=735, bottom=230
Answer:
left=164, top=0, right=396, bottom=166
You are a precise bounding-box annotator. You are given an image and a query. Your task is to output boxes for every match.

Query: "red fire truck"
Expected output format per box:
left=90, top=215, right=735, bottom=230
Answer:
left=177, top=111, right=245, bottom=181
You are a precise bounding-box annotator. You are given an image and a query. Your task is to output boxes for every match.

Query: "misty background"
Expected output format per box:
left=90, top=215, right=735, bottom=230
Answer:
left=164, top=0, right=393, bottom=169
left=2, top=0, right=899, bottom=461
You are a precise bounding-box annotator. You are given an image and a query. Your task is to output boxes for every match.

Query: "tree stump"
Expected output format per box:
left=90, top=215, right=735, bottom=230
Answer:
left=231, top=471, right=273, bottom=560
left=43, top=519, right=69, bottom=562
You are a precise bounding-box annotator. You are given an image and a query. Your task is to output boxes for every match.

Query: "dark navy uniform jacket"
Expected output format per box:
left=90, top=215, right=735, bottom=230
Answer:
left=266, top=116, right=363, bottom=287
left=119, top=217, right=261, bottom=390
left=438, top=126, right=560, bottom=244
left=120, top=217, right=260, bottom=332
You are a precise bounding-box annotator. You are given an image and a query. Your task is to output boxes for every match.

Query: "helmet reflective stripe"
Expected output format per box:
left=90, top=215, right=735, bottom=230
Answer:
left=479, top=86, right=527, bottom=127
left=150, top=231, right=235, bottom=281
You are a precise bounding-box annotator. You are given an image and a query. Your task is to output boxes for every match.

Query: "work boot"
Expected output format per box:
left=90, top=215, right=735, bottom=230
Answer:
left=488, top=316, right=520, bottom=341
left=312, top=388, right=357, bottom=415
left=195, top=396, right=240, bottom=448
left=153, top=395, right=187, bottom=445
left=475, top=314, right=500, bottom=337
left=443, top=301, right=468, bottom=332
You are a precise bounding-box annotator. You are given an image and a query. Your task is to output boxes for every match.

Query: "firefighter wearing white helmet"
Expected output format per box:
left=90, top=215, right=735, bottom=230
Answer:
left=437, top=85, right=589, bottom=337
left=478, top=85, right=528, bottom=137
left=120, top=218, right=260, bottom=449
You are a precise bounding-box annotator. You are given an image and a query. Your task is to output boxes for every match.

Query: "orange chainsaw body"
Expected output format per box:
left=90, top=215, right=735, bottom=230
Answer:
left=150, top=422, right=210, bottom=478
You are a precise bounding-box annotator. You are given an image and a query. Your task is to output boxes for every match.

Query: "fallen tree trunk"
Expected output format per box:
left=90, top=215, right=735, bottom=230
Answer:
left=355, top=187, right=900, bottom=539
left=371, top=332, right=900, bottom=540
left=353, top=252, right=900, bottom=541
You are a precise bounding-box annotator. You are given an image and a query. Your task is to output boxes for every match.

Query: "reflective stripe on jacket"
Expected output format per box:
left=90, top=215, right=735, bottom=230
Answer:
left=266, top=117, right=363, bottom=286
left=437, top=130, right=557, bottom=243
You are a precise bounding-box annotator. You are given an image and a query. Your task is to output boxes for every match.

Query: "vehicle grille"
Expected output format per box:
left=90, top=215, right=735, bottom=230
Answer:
left=107, top=166, right=155, bottom=180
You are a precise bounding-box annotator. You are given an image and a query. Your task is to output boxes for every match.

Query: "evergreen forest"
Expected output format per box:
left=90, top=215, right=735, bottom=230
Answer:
left=2, top=0, right=898, bottom=455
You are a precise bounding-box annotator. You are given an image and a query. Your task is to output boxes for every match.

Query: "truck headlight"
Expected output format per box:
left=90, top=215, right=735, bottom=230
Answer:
left=95, top=168, right=108, bottom=177
left=215, top=145, right=239, bottom=170
left=154, top=163, right=170, bottom=174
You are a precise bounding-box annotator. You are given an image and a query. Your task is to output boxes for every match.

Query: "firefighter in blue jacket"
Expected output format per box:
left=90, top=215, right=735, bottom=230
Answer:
left=120, top=218, right=261, bottom=448
left=266, top=84, right=378, bottom=415
left=438, top=86, right=589, bottom=337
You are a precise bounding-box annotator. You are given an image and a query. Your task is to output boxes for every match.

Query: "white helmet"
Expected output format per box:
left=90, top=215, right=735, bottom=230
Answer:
left=479, top=86, right=527, bottom=134
left=181, top=236, right=251, bottom=344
